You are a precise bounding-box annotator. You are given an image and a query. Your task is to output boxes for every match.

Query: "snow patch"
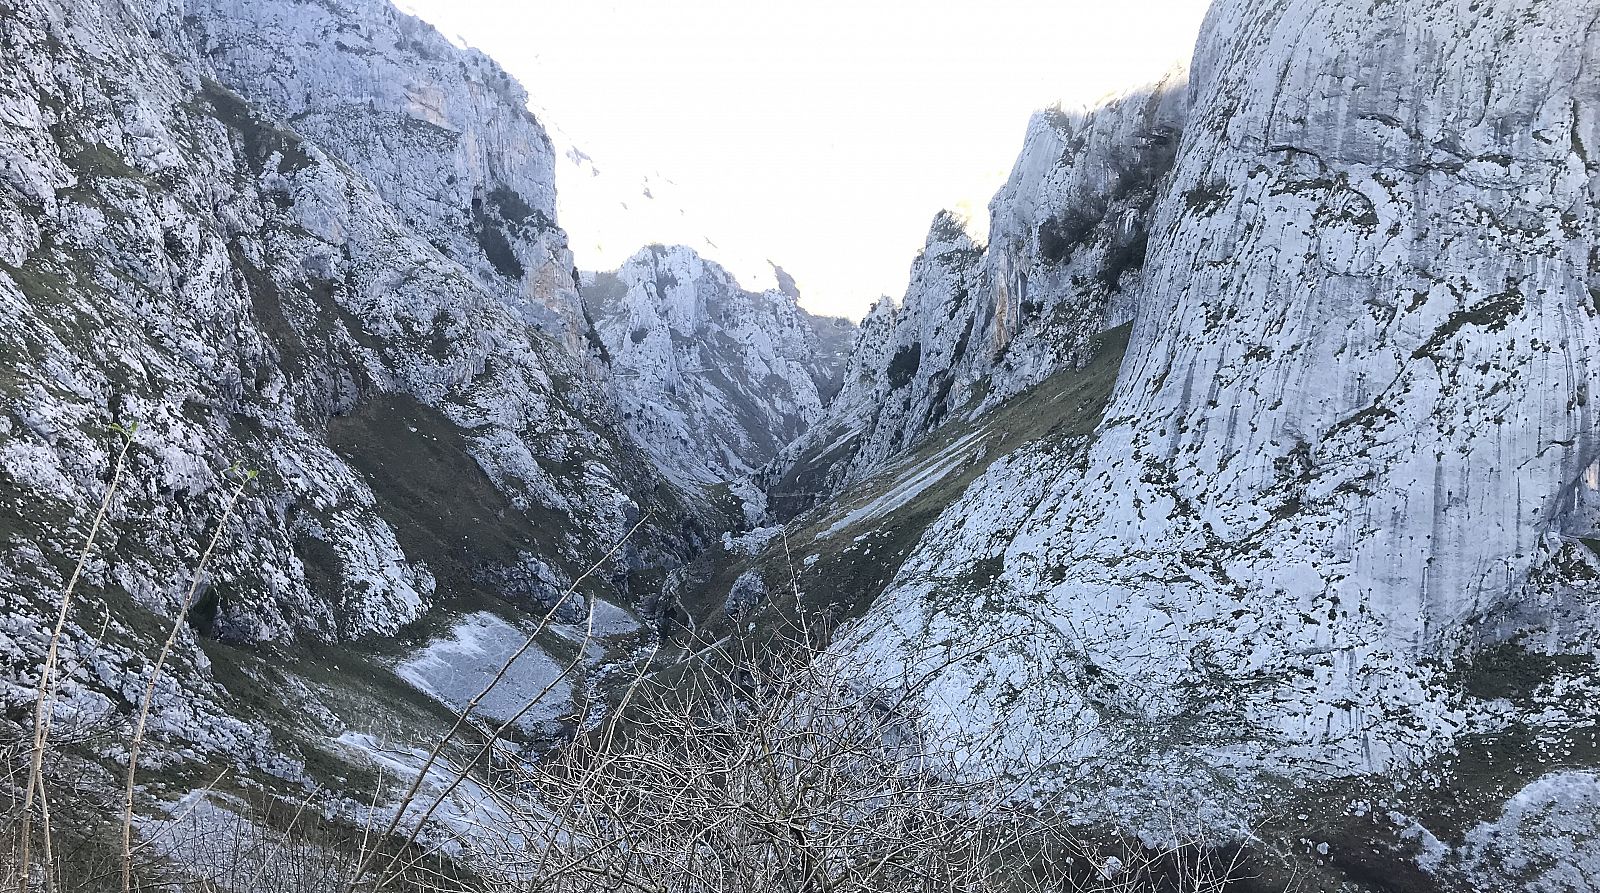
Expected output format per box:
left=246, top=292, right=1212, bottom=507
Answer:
left=395, top=612, right=572, bottom=730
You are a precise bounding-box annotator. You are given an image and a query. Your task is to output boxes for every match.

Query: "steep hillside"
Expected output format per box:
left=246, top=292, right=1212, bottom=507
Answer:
left=742, top=0, right=1600, bottom=888
left=768, top=71, right=1187, bottom=516
left=7, top=0, right=1599, bottom=888
left=692, top=325, right=1130, bottom=646
left=0, top=0, right=716, bottom=825
left=583, top=245, right=854, bottom=515
left=188, top=0, right=593, bottom=348
left=840, top=0, right=1600, bottom=784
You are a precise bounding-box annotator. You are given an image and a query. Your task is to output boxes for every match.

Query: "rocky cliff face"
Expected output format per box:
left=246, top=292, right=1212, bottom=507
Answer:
left=8, top=0, right=1600, bottom=886
left=748, top=0, right=1600, bottom=885
left=768, top=73, right=1187, bottom=516
left=187, top=0, right=592, bottom=347
left=0, top=0, right=705, bottom=772
left=845, top=0, right=1600, bottom=769
left=583, top=245, right=853, bottom=515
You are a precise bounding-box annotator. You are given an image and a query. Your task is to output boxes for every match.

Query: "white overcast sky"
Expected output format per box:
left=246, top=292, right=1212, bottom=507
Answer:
left=399, top=1, right=1211, bottom=319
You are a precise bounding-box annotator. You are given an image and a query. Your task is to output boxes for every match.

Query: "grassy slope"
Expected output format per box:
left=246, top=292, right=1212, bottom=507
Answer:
left=675, top=323, right=1131, bottom=655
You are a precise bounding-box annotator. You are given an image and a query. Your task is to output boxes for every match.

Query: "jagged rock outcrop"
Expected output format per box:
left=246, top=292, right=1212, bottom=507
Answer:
left=768, top=73, right=1187, bottom=515
left=583, top=245, right=853, bottom=514
left=0, top=0, right=697, bottom=764
left=823, top=0, right=1600, bottom=883
left=187, top=0, right=592, bottom=347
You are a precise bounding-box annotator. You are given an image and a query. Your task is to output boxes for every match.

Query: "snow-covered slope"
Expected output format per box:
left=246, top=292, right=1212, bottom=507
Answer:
left=583, top=245, right=854, bottom=514
left=768, top=71, right=1187, bottom=515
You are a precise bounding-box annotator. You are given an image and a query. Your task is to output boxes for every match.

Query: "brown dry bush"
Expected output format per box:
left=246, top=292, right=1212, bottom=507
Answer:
left=6, top=452, right=1263, bottom=892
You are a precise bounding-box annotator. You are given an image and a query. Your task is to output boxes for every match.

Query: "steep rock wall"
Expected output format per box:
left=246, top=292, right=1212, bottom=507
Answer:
left=842, top=0, right=1600, bottom=821
left=186, top=0, right=591, bottom=347
left=584, top=245, right=853, bottom=514
left=768, top=73, right=1188, bottom=515
left=0, top=0, right=697, bottom=759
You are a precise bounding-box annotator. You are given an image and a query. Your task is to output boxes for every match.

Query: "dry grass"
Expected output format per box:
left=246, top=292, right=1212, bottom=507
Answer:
left=17, top=423, right=137, bottom=893
left=400, top=638, right=1256, bottom=893
left=4, top=450, right=1266, bottom=892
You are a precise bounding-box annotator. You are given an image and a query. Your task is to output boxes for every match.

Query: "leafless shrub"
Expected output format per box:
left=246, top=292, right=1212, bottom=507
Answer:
left=364, top=624, right=1257, bottom=893
left=122, top=468, right=255, bottom=893
left=6, top=465, right=1265, bottom=893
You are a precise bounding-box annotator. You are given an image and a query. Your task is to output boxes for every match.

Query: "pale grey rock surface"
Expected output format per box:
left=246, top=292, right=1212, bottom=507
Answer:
left=1453, top=771, right=1600, bottom=891
left=773, top=0, right=1600, bottom=884
left=6, top=0, right=1600, bottom=886
left=768, top=72, right=1187, bottom=514
left=0, top=0, right=696, bottom=776
left=187, top=0, right=592, bottom=347
left=583, top=245, right=853, bottom=514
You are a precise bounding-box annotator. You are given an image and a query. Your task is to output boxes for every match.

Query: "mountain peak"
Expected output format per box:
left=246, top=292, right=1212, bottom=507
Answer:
left=582, top=244, right=855, bottom=516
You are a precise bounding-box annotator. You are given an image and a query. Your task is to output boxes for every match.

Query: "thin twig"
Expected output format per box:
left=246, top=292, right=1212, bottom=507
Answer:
left=344, top=511, right=651, bottom=893
left=122, top=469, right=253, bottom=893
left=19, top=424, right=136, bottom=893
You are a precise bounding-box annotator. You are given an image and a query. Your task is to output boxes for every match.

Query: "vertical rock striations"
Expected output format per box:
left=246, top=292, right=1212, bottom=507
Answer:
left=832, top=0, right=1600, bottom=846
left=186, top=0, right=591, bottom=346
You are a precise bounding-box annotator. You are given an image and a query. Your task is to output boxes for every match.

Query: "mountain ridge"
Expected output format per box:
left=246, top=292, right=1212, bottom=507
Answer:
left=3, top=0, right=1598, bottom=889
left=766, top=69, right=1188, bottom=516
left=582, top=243, right=854, bottom=517
left=0, top=0, right=749, bottom=818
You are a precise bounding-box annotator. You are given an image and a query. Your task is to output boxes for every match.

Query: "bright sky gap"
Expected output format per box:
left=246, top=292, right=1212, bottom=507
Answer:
left=398, top=0, right=1211, bottom=318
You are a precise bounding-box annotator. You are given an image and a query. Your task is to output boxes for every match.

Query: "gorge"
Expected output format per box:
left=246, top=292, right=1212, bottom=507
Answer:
left=2, top=0, right=1598, bottom=889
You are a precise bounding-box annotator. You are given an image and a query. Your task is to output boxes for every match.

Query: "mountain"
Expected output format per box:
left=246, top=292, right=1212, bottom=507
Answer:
left=548, top=125, right=791, bottom=298
left=767, top=71, right=1187, bottom=517
left=734, top=0, right=1600, bottom=887
left=0, top=0, right=757, bottom=817
left=582, top=246, right=853, bottom=516
left=190, top=0, right=596, bottom=349
left=6, top=0, right=1600, bottom=888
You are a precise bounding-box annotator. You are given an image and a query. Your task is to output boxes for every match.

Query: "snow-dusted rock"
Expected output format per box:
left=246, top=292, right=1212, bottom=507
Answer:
left=1455, top=771, right=1600, bottom=891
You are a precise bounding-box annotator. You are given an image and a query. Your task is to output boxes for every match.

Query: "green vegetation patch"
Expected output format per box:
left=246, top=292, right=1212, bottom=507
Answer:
left=326, top=392, right=575, bottom=607
left=687, top=324, right=1131, bottom=650
left=1455, top=643, right=1596, bottom=703
left=1411, top=288, right=1525, bottom=361
left=763, top=425, right=861, bottom=521
left=199, top=79, right=315, bottom=174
